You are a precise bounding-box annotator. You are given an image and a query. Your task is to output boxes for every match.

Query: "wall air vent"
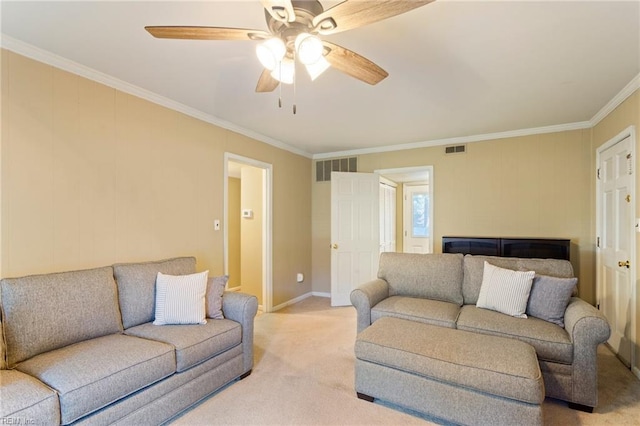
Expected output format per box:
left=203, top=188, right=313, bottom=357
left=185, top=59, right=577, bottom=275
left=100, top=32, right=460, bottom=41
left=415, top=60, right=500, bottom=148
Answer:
left=315, top=157, right=357, bottom=182
left=445, top=145, right=466, bottom=154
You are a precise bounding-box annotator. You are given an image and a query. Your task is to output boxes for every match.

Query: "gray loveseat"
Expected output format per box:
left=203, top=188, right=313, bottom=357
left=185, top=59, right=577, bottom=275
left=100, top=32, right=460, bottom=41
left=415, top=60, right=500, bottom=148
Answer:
left=0, top=257, right=258, bottom=425
left=350, top=252, right=611, bottom=412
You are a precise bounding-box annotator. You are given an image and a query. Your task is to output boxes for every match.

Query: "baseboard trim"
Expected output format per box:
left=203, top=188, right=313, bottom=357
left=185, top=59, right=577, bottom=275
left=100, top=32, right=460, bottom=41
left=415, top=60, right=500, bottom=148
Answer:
left=270, top=291, right=331, bottom=311
left=272, top=292, right=314, bottom=311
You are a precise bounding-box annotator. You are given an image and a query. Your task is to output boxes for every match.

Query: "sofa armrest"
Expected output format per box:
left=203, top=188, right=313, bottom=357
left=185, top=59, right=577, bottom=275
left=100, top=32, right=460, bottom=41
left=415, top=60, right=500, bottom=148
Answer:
left=222, top=291, right=259, bottom=374
left=350, top=279, right=390, bottom=334
left=563, top=297, right=611, bottom=408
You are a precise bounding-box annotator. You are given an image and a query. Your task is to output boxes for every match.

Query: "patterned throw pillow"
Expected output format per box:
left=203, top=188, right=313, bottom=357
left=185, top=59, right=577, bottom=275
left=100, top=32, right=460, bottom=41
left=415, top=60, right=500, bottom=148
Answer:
left=153, top=271, right=208, bottom=325
left=476, top=262, right=535, bottom=318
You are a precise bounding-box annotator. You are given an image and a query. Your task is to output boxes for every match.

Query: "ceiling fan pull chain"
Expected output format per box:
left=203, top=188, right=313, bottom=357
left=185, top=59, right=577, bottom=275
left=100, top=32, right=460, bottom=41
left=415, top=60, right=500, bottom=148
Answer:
left=278, top=61, right=283, bottom=109
left=293, top=51, right=297, bottom=115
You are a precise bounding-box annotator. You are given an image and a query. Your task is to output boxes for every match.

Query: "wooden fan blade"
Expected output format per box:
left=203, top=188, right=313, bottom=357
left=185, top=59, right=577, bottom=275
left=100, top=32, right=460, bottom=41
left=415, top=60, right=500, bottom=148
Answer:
left=145, top=26, right=270, bottom=41
left=313, top=0, right=434, bottom=35
left=323, top=41, right=388, bottom=85
left=256, top=69, right=280, bottom=92
left=261, top=0, right=296, bottom=23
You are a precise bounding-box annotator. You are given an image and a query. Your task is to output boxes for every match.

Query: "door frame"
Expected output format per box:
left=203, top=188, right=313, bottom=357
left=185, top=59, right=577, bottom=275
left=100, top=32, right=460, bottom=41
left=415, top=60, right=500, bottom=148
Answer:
left=375, top=166, right=434, bottom=254
left=595, top=125, right=637, bottom=376
left=224, top=152, right=273, bottom=313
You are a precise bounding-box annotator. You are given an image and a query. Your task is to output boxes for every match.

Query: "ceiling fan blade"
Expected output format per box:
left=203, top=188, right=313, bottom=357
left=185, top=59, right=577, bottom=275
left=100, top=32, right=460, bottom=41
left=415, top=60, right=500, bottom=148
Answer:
left=313, top=0, right=434, bottom=35
left=261, top=0, right=296, bottom=23
left=145, top=26, right=270, bottom=41
left=256, top=69, right=280, bottom=92
left=323, top=41, right=388, bottom=85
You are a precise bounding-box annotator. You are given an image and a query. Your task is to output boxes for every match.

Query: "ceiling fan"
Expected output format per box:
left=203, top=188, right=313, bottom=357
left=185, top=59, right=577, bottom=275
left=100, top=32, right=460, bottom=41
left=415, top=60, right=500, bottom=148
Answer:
left=145, top=0, right=434, bottom=95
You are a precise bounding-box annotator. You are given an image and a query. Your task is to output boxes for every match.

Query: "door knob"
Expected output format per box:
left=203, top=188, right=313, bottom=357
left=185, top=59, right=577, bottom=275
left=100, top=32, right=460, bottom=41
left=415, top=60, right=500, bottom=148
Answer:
left=331, top=244, right=338, bottom=249
left=618, top=260, right=630, bottom=268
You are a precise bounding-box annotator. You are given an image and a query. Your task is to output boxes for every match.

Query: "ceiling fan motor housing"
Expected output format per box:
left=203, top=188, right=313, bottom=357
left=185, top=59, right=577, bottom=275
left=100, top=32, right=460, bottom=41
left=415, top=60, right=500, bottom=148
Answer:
left=265, top=0, right=325, bottom=50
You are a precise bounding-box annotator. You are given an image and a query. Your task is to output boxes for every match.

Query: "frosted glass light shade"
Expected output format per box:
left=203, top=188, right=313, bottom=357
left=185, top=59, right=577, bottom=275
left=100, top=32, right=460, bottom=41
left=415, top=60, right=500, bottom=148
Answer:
left=305, top=56, right=330, bottom=80
left=256, top=37, right=286, bottom=71
left=271, top=58, right=295, bottom=84
left=295, top=33, right=323, bottom=65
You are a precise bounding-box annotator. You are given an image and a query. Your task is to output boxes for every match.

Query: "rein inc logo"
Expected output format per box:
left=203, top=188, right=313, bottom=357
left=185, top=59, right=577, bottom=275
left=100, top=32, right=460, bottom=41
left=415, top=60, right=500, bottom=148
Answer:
left=1, top=418, right=35, bottom=425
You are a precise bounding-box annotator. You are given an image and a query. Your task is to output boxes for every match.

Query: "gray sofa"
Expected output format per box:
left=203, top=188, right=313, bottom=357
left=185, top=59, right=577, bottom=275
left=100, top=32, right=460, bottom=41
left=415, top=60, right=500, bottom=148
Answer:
left=0, top=257, right=258, bottom=425
left=350, top=252, right=611, bottom=412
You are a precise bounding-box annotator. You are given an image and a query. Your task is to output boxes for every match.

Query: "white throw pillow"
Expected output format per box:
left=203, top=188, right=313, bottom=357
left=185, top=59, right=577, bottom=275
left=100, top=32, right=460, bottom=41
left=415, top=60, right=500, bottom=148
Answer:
left=476, top=262, right=535, bottom=318
left=153, top=270, right=209, bottom=325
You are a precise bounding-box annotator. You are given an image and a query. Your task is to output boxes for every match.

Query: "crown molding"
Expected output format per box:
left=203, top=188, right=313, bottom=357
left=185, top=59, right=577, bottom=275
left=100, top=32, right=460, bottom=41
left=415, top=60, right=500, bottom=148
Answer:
left=314, top=72, right=640, bottom=160
left=312, top=121, right=592, bottom=160
left=0, top=35, right=313, bottom=159
left=3, top=34, right=638, bottom=162
left=590, top=73, right=640, bottom=127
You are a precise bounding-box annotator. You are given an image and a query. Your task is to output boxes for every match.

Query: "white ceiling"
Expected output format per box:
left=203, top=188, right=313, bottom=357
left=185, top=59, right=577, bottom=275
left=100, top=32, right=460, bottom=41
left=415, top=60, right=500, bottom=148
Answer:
left=1, top=1, right=639, bottom=158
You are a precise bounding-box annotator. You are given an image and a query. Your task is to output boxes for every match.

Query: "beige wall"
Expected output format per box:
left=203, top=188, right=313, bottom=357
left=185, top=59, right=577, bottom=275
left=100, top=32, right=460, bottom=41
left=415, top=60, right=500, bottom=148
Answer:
left=227, top=177, right=241, bottom=288
left=591, top=90, right=640, bottom=373
left=312, top=129, right=594, bottom=304
left=0, top=49, right=312, bottom=308
left=240, top=166, right=263, bottom=304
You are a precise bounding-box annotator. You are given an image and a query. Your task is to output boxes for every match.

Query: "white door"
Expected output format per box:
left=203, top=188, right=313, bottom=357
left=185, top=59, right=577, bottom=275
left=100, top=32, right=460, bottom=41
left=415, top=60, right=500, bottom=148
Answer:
left=598, top=135, right=633, bottom=367
left=403, top=184, right=431, bottom=253
left=331, top=172, right=380, bottom=306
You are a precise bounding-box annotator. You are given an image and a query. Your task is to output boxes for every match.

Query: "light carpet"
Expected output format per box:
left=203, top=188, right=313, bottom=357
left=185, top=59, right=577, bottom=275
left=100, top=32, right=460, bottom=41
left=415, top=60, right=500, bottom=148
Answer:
left=171, top=296, right=640, bottom=425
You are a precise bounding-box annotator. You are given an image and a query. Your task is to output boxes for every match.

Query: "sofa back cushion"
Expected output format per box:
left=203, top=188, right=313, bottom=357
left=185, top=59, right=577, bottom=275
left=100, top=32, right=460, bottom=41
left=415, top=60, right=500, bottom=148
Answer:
left=0, top=266, right=122, bottom=367
left=113, top=257, right=196, bottom=329
left=462, top=255, right=575, bottom=305
left=377, top=252, right=464, bottom=305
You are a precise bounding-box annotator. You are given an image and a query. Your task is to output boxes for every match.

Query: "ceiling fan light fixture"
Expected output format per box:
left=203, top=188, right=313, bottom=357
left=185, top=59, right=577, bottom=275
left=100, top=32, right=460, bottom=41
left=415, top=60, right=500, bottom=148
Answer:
left=271, top=58, right=295, bottom=84
left=295, top=33, right=323, bottom=65
left=305, top=56, right=330, bottom=80
left=256, top=37, right=286, bottom=70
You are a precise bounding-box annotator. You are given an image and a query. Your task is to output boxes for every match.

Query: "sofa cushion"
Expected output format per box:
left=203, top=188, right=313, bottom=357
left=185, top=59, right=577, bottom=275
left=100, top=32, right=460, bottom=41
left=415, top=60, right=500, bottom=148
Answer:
left=125, top=319, right=242, bottom=372
left=0, top=369, right=60, bottom=424
left=113, top=257, right=197, bottom=329
left=16, top=334, right=175, bottom=425
left=371, top=296, right=460, bottom=329
left=456, top=305, right=573, bottom=364
left=0, top=266, right=122, bottom=367
left=377, top=252, right=464, bottom=305
left=462, top=255, right=575, bottom=305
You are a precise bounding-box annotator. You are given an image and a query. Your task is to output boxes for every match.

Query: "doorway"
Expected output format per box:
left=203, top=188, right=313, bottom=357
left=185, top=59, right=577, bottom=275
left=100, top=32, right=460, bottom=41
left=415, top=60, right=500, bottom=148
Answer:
left=596, top=126, right=636, bottom=370
left=376, top=166, right=433, bottom=254
left=329, top=166, right=433, bottom=306
left=224, top=153, right=273, bottom=313
left=403, top=184, right=431, bottom=253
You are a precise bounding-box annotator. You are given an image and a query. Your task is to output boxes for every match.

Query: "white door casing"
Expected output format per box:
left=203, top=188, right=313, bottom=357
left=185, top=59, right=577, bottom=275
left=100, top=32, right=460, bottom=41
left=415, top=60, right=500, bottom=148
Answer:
left=597, top=127, right=636, bottom=369
left=331, top=172, right=380, bottom=306
left=403, top=184, right=432, bottom=254
left=379, top=181, right=396, bottom=253
left=223, top=153, right=273, bottom=313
